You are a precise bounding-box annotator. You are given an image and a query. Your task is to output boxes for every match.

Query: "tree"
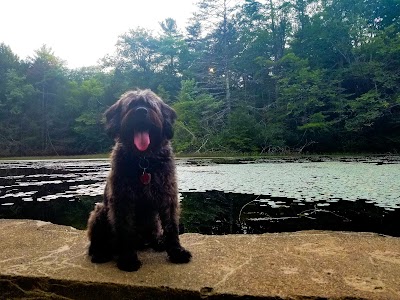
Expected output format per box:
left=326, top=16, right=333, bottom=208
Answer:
left=111, top=28, right=161, bottom=91
left=157, top=18, right=188, bottom=96
left=0, top=0, right=399, bottom=156
left=273, top=53, right=344, bottom=151
left=68, top=75, right=110, bottom=153
left=0, top=44, right=21, bottom=155
left=189, top=0, right=241, bottom=113
left=1, top=69, right=35, bottom=155
left=26, top=45, right=69, bottom=155
left=173, top=79, right=223, bottom=152
left=220, top=108, right=264, bottom=152
left=0, top=43, right=20, bottom=100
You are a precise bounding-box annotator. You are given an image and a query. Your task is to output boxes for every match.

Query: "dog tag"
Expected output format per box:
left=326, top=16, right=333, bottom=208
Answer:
left=140, top=172, right=151, bottom=185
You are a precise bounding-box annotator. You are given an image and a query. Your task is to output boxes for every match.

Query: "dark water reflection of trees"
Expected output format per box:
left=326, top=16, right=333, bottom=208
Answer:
left=0, top=159, right=399, bottom=236
left=180, top=191, right=400, bottom=237
left=0, top=196, right=100, bottom=230
left=1, top=191, right=399, bottom=237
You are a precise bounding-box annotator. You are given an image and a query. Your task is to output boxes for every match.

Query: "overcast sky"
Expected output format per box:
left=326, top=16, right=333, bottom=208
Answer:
left=1, top=0, right=196, bottom=68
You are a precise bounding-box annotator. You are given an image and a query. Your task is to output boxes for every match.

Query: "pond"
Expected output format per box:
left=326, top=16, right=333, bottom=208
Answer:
left=0, top=157, right=399, bottom=236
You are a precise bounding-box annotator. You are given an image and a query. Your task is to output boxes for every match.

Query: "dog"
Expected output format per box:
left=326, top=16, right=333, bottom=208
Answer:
left=87, top=89, right=192, bottom=271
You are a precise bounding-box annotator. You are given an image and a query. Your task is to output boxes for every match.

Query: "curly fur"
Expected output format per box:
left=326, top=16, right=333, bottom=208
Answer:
left=87, top=89, right=191, bottom=271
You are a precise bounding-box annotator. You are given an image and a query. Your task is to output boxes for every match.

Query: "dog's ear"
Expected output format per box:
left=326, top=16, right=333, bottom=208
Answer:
left=104, top=100, right=122, bottom=138
left=161, top=103, right=177, bottom=140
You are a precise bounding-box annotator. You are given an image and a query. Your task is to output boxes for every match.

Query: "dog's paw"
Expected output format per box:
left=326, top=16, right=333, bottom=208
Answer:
left=117, top=255, right=142, bottom=272
left=168, top=247, right=192, bottom=264
left=88, top=245, right=113, bottom=264
left=90, top=252, right=113, bottom=264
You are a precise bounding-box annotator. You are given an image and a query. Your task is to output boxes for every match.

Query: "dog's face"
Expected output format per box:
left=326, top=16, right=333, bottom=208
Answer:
left=105, top=90, right=177, bottom=153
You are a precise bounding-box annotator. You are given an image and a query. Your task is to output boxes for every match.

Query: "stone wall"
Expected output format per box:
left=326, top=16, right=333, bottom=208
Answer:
left=1, top=219, right=399, bottom=299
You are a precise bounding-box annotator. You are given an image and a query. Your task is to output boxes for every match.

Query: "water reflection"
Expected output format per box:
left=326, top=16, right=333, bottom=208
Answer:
left=0, top=195, right=100, bottom=229
left=1, top=190, right=398, bottom=236
left=180, top=191, right=400, bottom=236
left=0, top=159, right=399, bottom=236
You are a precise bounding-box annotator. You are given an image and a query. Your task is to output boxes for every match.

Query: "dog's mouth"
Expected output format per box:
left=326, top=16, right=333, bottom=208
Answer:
left=133, top=130, right=150, bottom=152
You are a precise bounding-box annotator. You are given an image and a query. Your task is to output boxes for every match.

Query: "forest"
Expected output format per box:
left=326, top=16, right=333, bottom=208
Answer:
left=0, top=0, right=399, bottom=156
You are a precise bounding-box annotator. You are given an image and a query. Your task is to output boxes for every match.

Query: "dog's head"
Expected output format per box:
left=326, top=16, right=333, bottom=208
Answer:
left=105, top=89, right=177, bottom=153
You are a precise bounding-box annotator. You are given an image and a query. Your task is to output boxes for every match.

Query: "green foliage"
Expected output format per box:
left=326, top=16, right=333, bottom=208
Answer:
left=345, top=90, right=386, bottom=131
left=220, top=109, right=263, bottom=152
left=67, top=75, right=110, bottom=153
left=0, top=0, right=400, bottom=156
left=173, top=79, right=223, bottom=153
left=5, top=69, right=35, bottom=115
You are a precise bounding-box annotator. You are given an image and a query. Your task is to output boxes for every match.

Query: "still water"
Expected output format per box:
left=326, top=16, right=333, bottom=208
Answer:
left=0, top=157, right=399, bottom=236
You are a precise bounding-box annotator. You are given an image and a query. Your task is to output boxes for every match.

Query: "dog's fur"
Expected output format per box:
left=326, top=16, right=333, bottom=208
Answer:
left=87, top=89, right=191, bottom=271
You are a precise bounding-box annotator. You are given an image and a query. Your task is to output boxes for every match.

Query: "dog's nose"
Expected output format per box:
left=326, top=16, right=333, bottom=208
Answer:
left=136, top=107, right=148, bottom=116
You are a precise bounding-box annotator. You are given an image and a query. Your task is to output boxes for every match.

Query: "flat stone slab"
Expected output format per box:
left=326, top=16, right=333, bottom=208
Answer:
left=0, top=219, right=399, bottom=299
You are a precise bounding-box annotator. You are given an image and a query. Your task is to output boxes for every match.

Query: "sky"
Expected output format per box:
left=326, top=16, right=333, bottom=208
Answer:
left=1, top=0, right=196, bottom=69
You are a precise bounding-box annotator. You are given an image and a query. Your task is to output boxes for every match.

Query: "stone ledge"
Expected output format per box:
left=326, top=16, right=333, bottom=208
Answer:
left=0, top=219, right=399, bottom=299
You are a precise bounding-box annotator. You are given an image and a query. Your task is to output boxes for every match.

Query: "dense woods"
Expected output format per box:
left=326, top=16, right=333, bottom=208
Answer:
left=0, top=0, right=399, bottom=156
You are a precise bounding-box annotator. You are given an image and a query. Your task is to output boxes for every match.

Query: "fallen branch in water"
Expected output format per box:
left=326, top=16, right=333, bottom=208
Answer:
left=239, top=201, right=351, bottom=223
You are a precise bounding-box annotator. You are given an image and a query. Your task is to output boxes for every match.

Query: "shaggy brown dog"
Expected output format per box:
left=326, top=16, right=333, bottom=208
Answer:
left=87, top=89, right=191, bottom=271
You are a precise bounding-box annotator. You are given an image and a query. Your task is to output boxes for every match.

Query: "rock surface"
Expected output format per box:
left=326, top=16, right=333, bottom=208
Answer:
left=0, top=219, right=399, bottom=299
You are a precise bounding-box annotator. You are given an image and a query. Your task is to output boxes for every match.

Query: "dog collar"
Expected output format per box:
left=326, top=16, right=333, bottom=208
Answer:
left=139, top=157, right=151, bottom=185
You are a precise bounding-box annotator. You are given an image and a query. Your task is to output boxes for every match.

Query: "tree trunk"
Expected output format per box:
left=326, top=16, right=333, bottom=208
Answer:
left=223, top=0, right=231, bottom=113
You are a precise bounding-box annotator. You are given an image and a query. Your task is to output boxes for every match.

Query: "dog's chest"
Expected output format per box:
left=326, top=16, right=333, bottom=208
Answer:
left=131, top=170, right=164, bottom=200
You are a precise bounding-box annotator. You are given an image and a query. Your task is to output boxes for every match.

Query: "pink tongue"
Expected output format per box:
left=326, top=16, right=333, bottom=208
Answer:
left=134, top=131, right=150, bottom=151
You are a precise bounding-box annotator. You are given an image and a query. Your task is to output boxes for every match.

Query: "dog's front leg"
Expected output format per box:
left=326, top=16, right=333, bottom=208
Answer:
left=112, top=200, right=142, bottom=272
left=159, top=200, right=192, bottom=264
